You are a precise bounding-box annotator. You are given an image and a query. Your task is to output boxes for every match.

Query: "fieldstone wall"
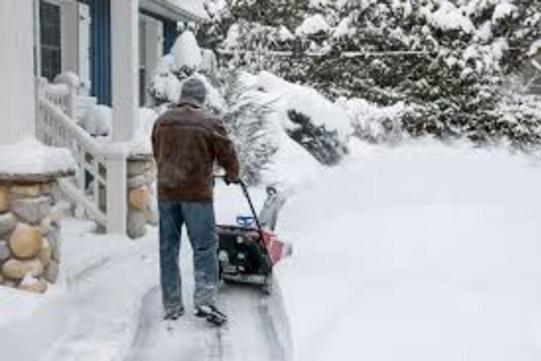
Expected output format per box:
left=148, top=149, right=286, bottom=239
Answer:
left=0, top=179, right=64, bottom=293
left=127, top=154, right=158, bottom=239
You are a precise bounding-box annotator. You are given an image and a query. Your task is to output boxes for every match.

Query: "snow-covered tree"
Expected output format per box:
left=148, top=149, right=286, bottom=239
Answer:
left=198, top=0, right=541, bottom=149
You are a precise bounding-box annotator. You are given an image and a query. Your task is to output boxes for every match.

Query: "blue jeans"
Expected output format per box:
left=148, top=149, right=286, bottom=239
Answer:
left=158, top=200, right=219, bottom=313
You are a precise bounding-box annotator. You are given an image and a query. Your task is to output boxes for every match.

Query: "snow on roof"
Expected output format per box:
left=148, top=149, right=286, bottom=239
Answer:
left=0, top=137, right=76, bottom=176
left=295, top=14, right=331, bottom=36
left=424, top=1, right=475, bottom=34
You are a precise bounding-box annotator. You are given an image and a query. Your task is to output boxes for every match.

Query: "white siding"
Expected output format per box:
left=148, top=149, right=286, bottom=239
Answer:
left=0, top=0, right=36, bottom=145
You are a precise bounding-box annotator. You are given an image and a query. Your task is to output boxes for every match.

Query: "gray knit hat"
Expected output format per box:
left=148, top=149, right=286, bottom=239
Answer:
left=178, top=77, right=206, bottom=107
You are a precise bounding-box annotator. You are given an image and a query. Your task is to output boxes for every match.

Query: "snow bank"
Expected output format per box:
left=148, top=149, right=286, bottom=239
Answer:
left=0, top=137, right=76, bottom=175
left=0, top=286, right=70, bottom=361
left=276, top=140, right=541, bottom=361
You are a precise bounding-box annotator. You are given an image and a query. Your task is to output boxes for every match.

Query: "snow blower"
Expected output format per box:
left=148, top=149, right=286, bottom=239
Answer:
left=216, top=178, right=289, bottom=294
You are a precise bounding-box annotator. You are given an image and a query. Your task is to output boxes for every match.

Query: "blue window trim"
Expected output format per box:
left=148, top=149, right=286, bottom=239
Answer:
left=84, top=0, right=179, bottom=105
left=139, top=8, right=178, bottom=55
left=89, top=0, right=112, bottom=105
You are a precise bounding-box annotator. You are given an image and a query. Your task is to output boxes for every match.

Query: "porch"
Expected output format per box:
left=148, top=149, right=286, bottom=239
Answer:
left=0, top=0, right=206, bottom=236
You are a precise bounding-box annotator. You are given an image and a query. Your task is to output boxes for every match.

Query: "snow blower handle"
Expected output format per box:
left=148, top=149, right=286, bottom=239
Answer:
left=214, top=176, right=265, bottom=235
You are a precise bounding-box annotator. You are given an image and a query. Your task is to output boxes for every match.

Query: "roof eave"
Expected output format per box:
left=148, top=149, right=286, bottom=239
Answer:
left=140, top=0, right=207, bottom=23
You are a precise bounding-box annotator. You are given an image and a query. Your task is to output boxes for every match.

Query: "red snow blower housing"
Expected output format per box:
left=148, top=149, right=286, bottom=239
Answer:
left=216, top=178, right=289, bottom=294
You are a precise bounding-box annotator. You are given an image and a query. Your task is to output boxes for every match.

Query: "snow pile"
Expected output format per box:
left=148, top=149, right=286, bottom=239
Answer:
left=424, top=1, right=475, bottom=34
left=171, top=30, right=202, bottom=70
left=0, top=137, right=76, bottom=175
left=130, top=108, right=160, bottom=155
left=295, top=14, right=330, bottom=36
left=276, top=140, right=541, bottom=361
left=79, top=104, right=112, bottom=136
left=254, top=71, right=353, bottom=141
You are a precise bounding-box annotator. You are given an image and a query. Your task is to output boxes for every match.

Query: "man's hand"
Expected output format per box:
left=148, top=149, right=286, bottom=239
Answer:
left=224, top=176, right=240, bottom=185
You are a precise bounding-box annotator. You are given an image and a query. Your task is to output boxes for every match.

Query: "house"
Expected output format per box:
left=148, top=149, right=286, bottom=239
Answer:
left=0, top=0, right=206, bottom=234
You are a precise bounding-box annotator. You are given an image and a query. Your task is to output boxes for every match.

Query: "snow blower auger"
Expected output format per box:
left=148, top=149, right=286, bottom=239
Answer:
left=215, top=177, right=290, bottom=295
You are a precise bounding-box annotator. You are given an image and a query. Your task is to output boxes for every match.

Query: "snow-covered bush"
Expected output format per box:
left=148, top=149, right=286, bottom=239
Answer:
left=286, top=110, right=347, bottom=165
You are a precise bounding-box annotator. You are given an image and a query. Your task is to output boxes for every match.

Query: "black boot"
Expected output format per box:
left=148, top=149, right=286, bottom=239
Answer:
left=194, top=305, right=228, bottom=326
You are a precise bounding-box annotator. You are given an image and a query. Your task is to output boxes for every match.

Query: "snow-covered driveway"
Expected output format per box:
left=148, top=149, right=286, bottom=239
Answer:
left=276, top=141, right=541, bottom=361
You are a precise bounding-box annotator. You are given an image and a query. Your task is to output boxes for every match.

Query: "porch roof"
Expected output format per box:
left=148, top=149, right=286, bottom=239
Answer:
left=140, top=0, right=207, bottom=23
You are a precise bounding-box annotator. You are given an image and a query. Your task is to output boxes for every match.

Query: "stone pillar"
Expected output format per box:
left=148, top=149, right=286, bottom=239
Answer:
left=111, top=0, right=139, bottom=142
left=126, top=154, right=158, bottom=239
left=0, top=172, right=72, bottom=293
left=0, top=0, right=36, bottom=145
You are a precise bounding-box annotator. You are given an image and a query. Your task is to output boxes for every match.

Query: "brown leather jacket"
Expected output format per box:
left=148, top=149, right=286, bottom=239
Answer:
left=151, top=104, right=240, bottom=202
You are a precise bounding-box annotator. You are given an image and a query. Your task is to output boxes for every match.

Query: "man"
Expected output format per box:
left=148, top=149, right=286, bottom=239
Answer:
left=151, top=77, right=240, bottom=326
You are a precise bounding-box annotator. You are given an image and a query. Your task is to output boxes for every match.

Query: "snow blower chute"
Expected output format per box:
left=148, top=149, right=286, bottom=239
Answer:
left=216, top=178, right=289, bottom=294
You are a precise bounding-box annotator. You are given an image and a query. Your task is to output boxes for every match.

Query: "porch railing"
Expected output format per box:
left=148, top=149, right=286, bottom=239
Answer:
left=36, top=81, right=127, bottom=234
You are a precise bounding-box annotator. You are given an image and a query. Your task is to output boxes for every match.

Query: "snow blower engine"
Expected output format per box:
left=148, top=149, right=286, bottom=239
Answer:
left=216, top=178, right=290, bottom=294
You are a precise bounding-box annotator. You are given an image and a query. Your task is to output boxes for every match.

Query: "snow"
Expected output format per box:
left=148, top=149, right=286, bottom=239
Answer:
left=53, top=71, right=80, bottom=88
left=130, top=108, right=160, bottom=155
left=275, top=139, right=541, bottom=361
left=204, top=0, right=228, bottom=18
left=529, top=39, right=541, bottom=57
left=278, top=26, right=295, bottom=41
left=0, top=137, right=76, bottom=175
left=223, top=23, right=241, bottom=50
left=309, top=0, right=348, bottom=8
left=79, top=104, right=112, bottom=136
left=171, top=30, right=202, bottom=70
left=424, top=1, right=475, bottom=34
left=337, top=97, right=412, bottom=142
left=333, top=17, right=354, bottom=38
left=151, top=72, right=182, bottom=104
left=254, top=71, right=353, bottom=141
left=295, top=14, right=331, bottom=36
left=261, top=117, right=324, bottom=191
left=492, top=2, right=517, bottom=21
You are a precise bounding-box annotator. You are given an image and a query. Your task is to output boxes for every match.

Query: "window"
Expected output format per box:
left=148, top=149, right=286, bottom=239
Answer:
left=139, top=16, right=147, bottom=106
left=40, top=1, right=62, bottom=81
